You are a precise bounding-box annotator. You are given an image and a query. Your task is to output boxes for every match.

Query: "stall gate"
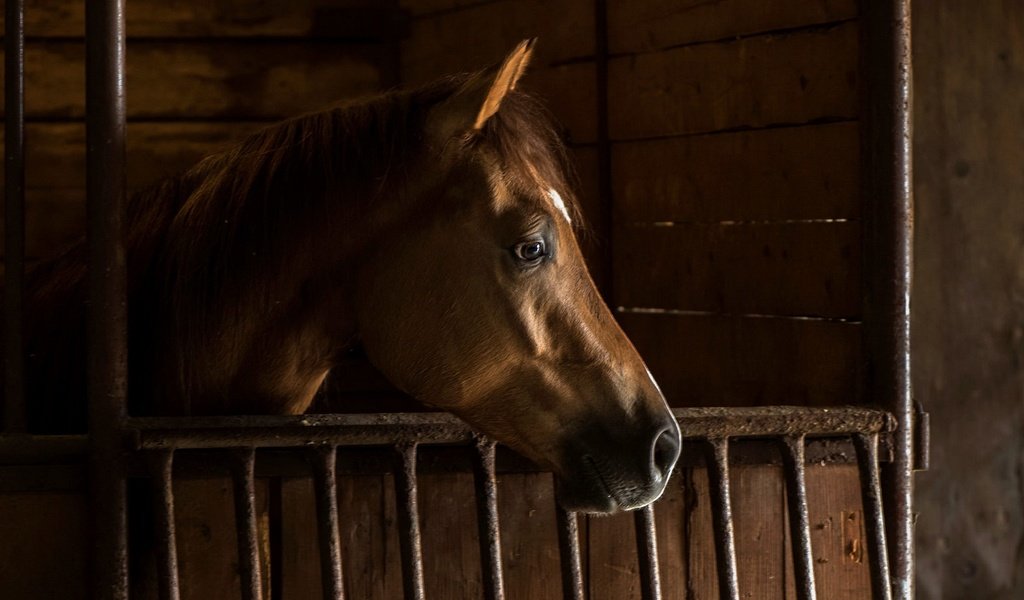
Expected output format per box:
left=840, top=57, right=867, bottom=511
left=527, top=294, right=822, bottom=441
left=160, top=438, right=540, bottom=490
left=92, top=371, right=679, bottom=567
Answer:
left=0, top=0, right=924, bottom=598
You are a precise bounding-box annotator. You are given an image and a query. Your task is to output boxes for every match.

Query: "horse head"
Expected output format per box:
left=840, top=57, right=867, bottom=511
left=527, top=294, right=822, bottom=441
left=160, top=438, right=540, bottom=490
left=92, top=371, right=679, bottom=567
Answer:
left=354, top=41, right=680, bottom=513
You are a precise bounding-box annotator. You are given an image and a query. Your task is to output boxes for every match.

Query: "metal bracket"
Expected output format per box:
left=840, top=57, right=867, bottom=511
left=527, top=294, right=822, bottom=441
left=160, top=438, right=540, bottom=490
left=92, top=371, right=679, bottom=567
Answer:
left=913, top=401, right=930, bottom=471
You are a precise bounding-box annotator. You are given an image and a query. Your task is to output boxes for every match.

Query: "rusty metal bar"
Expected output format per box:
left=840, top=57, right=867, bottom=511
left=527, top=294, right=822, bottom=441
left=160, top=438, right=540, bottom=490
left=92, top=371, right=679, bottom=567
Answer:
left=129, top=407, right=894, bottom=450
left=634, top=505, right=662, bottom=600
left=149, top=449, right=181, bottom=600
left=473, top=437, right=505, bottom=600
left=229, top=448, right=263, bottom=600
left=3, top=0, right=26, bottom=434
left=85, top=0, right=129, bottom=597
left=394, top=443, right=425, bottom=600
left=555, top=507, right=584, bottom=600
left=781, top=436, right=817, bottom=600
left=705, top=438, right=739, bottom=600
left=311, top=446, right=345, bottom=600
left=855, top=434, right=893, bottom=600
left=862, top=1, right=916, bottom=598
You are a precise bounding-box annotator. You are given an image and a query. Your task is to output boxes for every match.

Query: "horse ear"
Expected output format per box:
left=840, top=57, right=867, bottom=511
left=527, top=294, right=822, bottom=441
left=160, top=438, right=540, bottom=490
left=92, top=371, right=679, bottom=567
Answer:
left=430, top=38, right=537, bottom=140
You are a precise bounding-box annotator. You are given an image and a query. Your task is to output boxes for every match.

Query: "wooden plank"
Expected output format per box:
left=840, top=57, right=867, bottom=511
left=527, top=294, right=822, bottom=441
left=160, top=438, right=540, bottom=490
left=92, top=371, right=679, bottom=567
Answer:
left=804, top=464, right=873, bottom=599
left=685, top=467, right=720, bottom=599
left=0, top=0, right=395, bottom=38
left=0, top=42, right=385, bottom=120
left=278, top=477, right=323, bottom=600
left=617, top=311, right=861, bottom=407
left=607, top=0, right=858, bottom=54
left=528, top=62, right=598, bottom=144
left=418, top=472, right=484, bottom=598
left=400, top=0, right=497, bottom=17
left=653, top=471, right=688, bottom=599
left=0, top=492, right=88, bottom=600
left=610, top=122, right=861, bottom=223
left=175, top=477, right=243, bottom=600
left=496, top=473, right=562, bottom=600
left=400, top=0, right=595, bottom=84
left=588, top=510, right=642, bottom=599
left=608, top=22, right=859, bottom=140
left=613, top=222, right=862, bottom=319
left=337, top=473, right=404, bottom=599
left=732, top=465, right=787, bottom=599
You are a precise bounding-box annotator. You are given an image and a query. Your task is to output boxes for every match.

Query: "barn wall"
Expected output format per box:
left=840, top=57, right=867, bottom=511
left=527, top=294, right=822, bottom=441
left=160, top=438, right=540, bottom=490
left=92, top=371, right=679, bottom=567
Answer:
left=0, top=0, right=899, bottom=598
left=912, top=1, right=1024, bottom=598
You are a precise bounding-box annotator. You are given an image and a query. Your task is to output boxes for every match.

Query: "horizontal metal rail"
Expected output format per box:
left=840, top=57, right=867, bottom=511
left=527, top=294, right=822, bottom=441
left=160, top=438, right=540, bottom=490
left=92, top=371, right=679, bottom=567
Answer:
left=125, top=407, right=895, bottom=450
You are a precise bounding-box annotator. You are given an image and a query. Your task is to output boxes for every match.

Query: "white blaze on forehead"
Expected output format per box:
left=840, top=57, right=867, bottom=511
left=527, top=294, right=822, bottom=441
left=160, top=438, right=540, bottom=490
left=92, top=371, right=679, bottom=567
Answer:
left=547, top=188, right=572, bottom=224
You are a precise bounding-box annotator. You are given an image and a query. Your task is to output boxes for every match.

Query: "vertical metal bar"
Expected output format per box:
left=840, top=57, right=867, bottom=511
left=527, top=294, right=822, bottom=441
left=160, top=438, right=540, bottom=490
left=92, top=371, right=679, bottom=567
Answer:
left=705, top=438, right=740, bottom=600
left=781, top=436, right=817, bottom=600
left=634, top=505, right=662, bottom=600
left=472, top=438, right=505, bottom=600
left=862, top=1, right=915, bottom=597
left=311, top=446, right=345, bottom=600
left=149, top=449, right=181, bottom=600
left=3, top=0, right=27, bottom=434
left=230, top=448, right=264, bottom=600
left=394, top=443, right=425, bottom=600
left=85, top=0, right=129, bottom=598
left=555, top=507, right=584, bottom=600
left=854, top=434, right=893, bottom=600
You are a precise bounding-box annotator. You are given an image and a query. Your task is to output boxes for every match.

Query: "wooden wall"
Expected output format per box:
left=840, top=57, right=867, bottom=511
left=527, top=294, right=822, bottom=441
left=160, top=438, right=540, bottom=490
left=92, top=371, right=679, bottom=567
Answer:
left=0, top=0, right=399, bottom=260
left=0, top=1, right=885, bottom=598
left=912, top=1, right=1024, bottom=597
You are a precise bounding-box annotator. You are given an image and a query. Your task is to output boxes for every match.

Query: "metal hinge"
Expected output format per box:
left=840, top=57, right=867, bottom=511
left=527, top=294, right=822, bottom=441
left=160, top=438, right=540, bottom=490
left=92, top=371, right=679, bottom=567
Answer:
left=913, top=400, right=930, bottom=471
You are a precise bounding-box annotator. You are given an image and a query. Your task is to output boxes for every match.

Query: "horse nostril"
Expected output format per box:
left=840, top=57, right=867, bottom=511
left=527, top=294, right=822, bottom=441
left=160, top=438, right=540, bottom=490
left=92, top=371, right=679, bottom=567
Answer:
left=651, top=425, right=681, bottom=480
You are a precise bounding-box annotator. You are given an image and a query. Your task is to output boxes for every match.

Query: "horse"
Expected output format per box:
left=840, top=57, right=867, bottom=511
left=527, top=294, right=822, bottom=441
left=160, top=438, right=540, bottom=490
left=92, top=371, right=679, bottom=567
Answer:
left=22, top=40, right=680, bottom=515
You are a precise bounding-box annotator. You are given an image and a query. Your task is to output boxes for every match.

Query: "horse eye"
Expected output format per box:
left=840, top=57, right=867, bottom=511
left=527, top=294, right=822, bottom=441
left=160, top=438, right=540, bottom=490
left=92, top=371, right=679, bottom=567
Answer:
left=514, top=240, right=547, bottom=263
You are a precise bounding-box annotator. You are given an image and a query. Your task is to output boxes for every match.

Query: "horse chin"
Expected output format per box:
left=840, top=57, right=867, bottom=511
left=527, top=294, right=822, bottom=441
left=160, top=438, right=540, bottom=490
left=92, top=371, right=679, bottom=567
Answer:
left=555, top=473, right=621, bottom=515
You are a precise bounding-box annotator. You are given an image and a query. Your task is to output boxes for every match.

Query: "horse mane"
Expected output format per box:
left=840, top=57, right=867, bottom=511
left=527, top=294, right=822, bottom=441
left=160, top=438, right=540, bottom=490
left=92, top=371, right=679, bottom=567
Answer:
left=23, top=70, right=582, bottom=424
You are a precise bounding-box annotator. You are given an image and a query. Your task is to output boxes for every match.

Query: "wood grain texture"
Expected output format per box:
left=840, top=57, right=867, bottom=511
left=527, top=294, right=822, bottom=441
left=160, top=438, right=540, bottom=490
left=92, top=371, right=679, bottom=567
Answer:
left=0, top=492, right=88, bottom=600
left=618, top=311, right=861, bottom=407
left=400, top=0, right=498, bottom=17
left=731, top=465, right=788, bottom=600
left=588, top=510, right=642, bottom=599
left=278, top=477, right=324, bottom=600
left=611, top=122, right=861, bottom=223
left=337, top=474, right=404, bottom=599
left=607, top=0, right=857, bottom=54
left=804, top=464, right=872, bottom=599
left=418, top=472, right=485, bottom=598
left=614, top=221, right=862, bottom=319
left=652, top=471, right=688, bottom=599
left=0, top=0, right=394, bottom=38
left=1, top=42, right=385, bottom=120
left=496, top=473, right=562, bottom=600
left=608, top=22, right=859, bottom=140
left=684, top=467, right=721, bottom=599
left=400, top=0, right=595, bottom=83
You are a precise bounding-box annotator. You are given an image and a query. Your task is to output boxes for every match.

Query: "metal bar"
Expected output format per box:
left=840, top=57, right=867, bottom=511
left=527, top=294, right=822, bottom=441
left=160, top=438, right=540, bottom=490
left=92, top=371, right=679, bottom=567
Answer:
left=311, top=446, right=345, bottom=600
left=555, top=507, right=584, bottom=600
left=230, top=448, right=264, bottom=600
left=3, top=0, right=26, bottom=434
left=862, top=1, right=915, bottom=598
left=705, top=438, right=739, bottom=600
left=472, top=437, right=505, bottom=600
left=394, top=443, right=425, bottom=600
left=85, top=0, right=129, bottom=597
left=781, top=436, right=817, bottom=600
left=854, top=434, right=893, bottom=600
left=149, top=450, right=181, bottom=600
left=634, top=505, right=662, bottom=600
left=128, top=407, right=895, bottom=450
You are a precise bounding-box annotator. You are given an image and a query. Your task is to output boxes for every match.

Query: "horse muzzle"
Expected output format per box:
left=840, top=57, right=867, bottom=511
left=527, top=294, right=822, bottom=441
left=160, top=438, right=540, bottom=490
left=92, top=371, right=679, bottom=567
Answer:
left=554, top=413, right=681, bottom=514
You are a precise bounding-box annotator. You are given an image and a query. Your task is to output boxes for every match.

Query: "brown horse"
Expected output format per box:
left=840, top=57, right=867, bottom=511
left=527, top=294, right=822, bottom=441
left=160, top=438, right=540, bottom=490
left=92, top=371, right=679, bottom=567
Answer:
left=24, top=40, right=679, bottom=513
